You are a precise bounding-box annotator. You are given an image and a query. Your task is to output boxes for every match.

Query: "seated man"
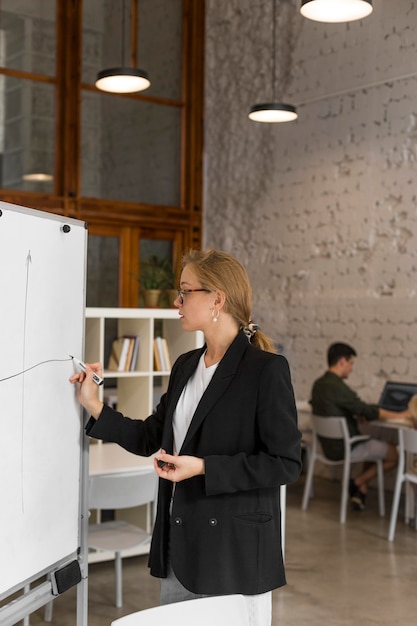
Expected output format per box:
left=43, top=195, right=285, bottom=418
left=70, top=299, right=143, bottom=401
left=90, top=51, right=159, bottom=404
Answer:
left=311, top=342, right=412, bottom=510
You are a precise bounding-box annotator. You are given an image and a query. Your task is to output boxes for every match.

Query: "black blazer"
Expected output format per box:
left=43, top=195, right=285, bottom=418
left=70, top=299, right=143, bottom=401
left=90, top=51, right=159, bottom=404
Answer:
left=86, top=330, right=302, bottom=595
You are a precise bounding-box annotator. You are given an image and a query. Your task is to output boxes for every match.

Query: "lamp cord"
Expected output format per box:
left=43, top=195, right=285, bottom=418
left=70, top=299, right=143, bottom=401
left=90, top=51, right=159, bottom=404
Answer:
left=122, top=0, right=126, bottom=66
left=296, top=69, right=417, bottom=107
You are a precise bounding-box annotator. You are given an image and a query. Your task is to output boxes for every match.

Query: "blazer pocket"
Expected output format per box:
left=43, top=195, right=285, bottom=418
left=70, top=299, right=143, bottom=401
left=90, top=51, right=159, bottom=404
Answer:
left=235, top=512, right=272, bottom=524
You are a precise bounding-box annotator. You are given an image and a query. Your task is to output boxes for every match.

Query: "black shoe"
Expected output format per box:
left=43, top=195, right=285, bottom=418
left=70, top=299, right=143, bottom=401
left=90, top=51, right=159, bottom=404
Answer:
left=351, top=490, right=366, bottom=511
left=349, top=479, right=357, bottom=498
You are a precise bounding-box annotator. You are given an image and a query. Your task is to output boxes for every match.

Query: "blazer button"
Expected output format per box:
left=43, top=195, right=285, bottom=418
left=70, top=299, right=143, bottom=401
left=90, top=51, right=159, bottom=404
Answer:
left=174, top=517, right=182, bottom=525
left=209, top=518, right=217, bottom=526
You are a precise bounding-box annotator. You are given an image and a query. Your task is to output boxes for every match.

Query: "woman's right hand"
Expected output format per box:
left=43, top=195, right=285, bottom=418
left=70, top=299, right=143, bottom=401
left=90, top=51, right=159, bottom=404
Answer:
left=69, top=361, right=104, bottom=418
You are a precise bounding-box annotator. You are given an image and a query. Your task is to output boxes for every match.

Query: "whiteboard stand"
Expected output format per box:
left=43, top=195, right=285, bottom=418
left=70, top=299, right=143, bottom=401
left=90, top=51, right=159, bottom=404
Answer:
left=76, top=411, right=90, bottom=626
left=43, top=411, right=89, bottom=626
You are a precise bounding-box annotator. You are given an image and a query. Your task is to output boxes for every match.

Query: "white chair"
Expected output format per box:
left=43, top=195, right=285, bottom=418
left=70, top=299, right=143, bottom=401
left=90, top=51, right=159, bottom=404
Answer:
left=110, top=594, right=250, bottom=626
left=301, top=415, right=385, bottom=524
left=388, top=427, right=417, bottom=541
left=89, top=470, right=158, bottom=608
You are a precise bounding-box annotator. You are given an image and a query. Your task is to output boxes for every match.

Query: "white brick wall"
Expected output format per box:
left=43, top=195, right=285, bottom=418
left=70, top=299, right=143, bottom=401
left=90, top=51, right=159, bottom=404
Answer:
left=204, top=0, right=417, bottom=403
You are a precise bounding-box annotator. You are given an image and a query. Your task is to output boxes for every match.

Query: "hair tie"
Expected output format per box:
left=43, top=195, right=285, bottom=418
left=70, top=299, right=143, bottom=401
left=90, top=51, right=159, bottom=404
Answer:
left=243, top=321, right=259, bottom=342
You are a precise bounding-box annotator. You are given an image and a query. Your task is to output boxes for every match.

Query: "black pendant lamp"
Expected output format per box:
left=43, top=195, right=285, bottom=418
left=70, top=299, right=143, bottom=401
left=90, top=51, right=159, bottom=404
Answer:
left=300, top=0, right=373, bottom=23
left=95, top=0, right=150, bottom=94
left=249, top=0, right=297, bottom=123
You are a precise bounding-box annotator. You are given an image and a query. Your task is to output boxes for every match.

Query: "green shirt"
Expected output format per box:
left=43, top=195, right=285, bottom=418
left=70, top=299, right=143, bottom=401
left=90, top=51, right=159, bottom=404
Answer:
left=310, top=371, right=379, bottom=460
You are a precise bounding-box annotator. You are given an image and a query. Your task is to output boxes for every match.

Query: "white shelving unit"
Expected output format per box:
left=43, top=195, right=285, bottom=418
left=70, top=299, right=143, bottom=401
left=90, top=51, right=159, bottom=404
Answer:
left=85, top=307, right=204, bottom=417
left=85, top=307, right=204, bottom=563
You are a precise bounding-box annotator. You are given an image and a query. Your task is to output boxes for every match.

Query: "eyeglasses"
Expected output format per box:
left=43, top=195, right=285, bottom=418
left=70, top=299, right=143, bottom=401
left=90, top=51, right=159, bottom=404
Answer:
left=177, top=288, right=210, bottom=304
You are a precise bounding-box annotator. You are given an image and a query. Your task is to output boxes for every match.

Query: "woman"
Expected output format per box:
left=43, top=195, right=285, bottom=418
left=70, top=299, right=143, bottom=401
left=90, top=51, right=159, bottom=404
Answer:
left=71, top=248, right=301, bottom=625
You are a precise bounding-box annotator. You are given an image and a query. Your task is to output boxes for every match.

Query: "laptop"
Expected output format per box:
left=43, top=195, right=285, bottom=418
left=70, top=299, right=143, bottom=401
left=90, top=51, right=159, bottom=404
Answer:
left=378, top=381, right=417, bottom=412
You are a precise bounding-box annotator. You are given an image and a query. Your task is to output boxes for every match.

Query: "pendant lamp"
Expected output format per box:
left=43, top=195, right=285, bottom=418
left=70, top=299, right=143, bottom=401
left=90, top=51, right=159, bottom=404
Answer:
left=95, top=0, right=150, bottom=94
left=22, top=173, right=54, bottom=182
left=300, top=0, right=373, bottom=23
left=249, top=0, right=297, bottom=123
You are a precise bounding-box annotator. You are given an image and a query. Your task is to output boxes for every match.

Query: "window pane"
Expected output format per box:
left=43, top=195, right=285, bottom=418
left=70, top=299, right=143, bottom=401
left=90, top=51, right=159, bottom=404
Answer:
left=81, top=92, right=181, bottom=205
left=87, top=234, right=120, bottom=307
left=0, top=1, right=56, bottom=76
left=140, top=238, right=174, bottom=266
left=82, top=0, right=183, bottom=101
left=0, top=77, right=55, bottom=191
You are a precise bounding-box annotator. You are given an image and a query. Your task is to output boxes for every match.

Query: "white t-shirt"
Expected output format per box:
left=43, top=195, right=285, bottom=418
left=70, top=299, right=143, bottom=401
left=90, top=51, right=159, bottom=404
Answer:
left=173, top=353, right=218, bottom=454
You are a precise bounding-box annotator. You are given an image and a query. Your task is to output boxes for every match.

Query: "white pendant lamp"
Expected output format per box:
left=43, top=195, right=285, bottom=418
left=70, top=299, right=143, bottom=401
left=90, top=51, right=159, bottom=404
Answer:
left=249, top=0, right=297, bottom=123
left=22, top=172, right=54, bottom=182
left=300, top=0, right=373, bottom=23
left=95, top=0, right=150, bottom=94
left=249, top=103, right=297, bottom=123
left=95, top=68, right=150, bottom=94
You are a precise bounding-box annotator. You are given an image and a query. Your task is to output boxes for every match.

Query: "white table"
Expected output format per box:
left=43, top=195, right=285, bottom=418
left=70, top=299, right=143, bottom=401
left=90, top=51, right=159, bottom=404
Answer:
left=89, top=442, right=155, bottom=476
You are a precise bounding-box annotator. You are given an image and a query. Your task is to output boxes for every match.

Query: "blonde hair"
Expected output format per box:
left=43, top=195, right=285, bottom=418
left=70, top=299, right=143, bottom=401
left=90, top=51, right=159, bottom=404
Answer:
left=181, top=249, right=276, bottom=353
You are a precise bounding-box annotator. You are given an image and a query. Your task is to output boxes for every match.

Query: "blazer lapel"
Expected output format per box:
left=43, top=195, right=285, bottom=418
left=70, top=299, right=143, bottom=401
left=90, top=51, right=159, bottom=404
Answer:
left=180, top=331, right=249, bottom=452
left=161, top=346, right=205, bottom=451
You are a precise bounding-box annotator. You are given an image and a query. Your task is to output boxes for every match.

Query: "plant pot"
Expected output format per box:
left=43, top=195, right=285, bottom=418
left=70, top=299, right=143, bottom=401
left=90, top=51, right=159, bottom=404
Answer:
left=143, top=289, right=162, bottom=308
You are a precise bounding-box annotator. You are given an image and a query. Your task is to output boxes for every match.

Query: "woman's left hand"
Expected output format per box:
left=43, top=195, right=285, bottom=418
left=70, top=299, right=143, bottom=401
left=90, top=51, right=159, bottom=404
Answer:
left=154, top=450, right=205, bottom=483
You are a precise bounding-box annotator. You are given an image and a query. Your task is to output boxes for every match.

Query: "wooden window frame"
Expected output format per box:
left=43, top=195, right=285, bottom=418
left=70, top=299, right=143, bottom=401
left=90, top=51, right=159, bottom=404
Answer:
left=0, top=0, right=204, bottom=306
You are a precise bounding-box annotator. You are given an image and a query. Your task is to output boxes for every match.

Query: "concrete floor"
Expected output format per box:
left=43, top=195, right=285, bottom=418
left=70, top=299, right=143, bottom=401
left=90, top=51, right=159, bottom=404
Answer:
left=22, top=476, right=417, bottom=625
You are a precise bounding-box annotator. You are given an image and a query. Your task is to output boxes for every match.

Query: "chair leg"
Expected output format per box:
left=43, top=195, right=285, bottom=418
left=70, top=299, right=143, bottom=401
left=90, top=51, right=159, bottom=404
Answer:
left=388, top=476, right=404, bottom=542
left=376, top=460, right=385, bottom=517
left=301, top=457, right=315, bottom=511
left=44, top=600, right=53, bottom=622
left=388, top=442, right=406, bottom=541
left=413, top=486, right=417, bottom=530
left=405, top=481, right=416, bottom=524
left=303, top=442, right=313, bottom=497
left=340, top=461, right=350, bottom=524
left=115, top=551, right=123, bottom=608
left=23, top=585, right=30, bottom=626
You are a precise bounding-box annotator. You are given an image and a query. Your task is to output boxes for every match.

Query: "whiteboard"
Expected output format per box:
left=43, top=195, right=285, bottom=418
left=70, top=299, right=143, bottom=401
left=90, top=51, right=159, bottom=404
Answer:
left=0, top=201, right=87, bottom=597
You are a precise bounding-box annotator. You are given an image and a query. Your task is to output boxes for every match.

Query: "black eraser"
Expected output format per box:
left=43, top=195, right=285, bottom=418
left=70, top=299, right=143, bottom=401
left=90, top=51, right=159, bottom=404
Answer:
left=51, top=560, right=82, bottom=595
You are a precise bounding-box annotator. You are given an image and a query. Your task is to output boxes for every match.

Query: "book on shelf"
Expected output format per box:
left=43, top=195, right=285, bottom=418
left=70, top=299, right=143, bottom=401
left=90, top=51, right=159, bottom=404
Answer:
left=124, top=337, right=135, bottom=371
left=153, top=339, right=162, bottom=371
left=107, top=337, right=127, bottom=371
left=161, top=337, right=171, bottom=370
left=129, top=336, right=140, bottom=371
left=153, top=337, right=171, bottom=371
left=107, top=336, right=139, bottom=372
left=123, top=335, right=140, bottom=371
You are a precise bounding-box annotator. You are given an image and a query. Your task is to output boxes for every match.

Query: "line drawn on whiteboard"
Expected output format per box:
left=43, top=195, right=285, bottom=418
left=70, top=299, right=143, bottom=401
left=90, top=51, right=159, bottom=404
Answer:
left=0, top=357, right=73, bottom=383
left=20, top=250, right=32, bottom=512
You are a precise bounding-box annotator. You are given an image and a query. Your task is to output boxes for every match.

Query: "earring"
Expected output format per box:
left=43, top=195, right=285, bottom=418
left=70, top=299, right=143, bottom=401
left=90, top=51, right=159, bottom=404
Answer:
left=212, top=309, right=219, bottom=323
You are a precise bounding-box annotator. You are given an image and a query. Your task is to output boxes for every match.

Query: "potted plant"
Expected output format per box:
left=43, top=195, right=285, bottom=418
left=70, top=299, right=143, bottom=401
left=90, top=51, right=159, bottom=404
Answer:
left=138, top=256, right=176, bottom=307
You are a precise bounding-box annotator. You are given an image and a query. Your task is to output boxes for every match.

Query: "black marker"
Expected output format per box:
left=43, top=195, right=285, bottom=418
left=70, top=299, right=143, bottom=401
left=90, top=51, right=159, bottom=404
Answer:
left=70, top=355, right=103, bottom=386
left=157, top=459, right=176, bottom=470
